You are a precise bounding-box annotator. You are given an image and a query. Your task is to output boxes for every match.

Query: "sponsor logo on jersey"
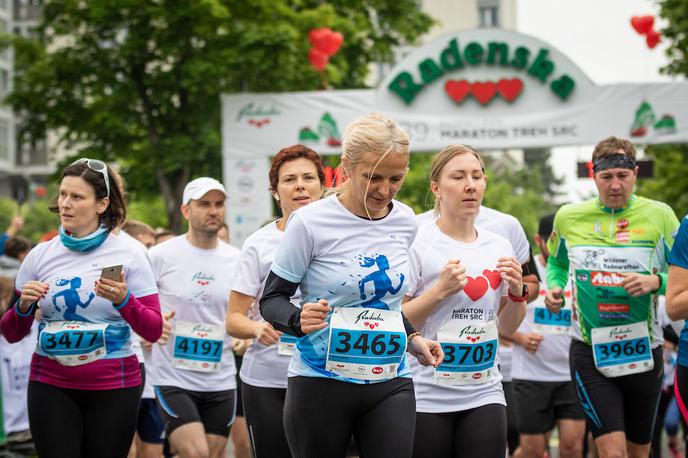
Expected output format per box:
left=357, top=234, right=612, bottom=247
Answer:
left=590, top=271, right=624, bottom=287
left=472, top=373, right=482, bottom=380
left=616, top=231, right=630, bottom=242
left=598, top=303, right=630, bottom=313
left=577, top=272, right=590, bottom=282
left=372, top=367, right=383, bottom=375
left=617, top=219, right=630, bottom=229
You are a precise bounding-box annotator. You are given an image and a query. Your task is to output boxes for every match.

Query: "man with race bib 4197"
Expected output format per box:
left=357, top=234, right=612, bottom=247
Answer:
left=545, top=136, right=680, bottom=458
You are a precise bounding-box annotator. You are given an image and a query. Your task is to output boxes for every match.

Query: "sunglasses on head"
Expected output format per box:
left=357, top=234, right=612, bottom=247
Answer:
left=71, top=158, right=110, bottom=197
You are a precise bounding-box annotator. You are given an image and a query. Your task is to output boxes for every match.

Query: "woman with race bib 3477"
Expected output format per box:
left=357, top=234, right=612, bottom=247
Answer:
left=0, top=159, right=162, bottom=458
left=260, top=113, right=443, bottom=458
left=402, top=145, right=527, bottom=458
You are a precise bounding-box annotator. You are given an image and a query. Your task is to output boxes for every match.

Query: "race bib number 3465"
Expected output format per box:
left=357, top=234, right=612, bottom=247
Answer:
left=326, top=308, right=406, bottom=381
left=435, top=321, right=498, bottom=385
left=173, top=321, right=224, bottom=373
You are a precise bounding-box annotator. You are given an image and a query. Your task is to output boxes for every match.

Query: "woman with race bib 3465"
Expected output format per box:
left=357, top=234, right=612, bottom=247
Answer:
left=402, top=145, right=527, bottom=458
left=260, top=113, right=443, bottom=458
left=0, top=159, right=162, bottom=458
left=226, top=144, right=326, bottom=458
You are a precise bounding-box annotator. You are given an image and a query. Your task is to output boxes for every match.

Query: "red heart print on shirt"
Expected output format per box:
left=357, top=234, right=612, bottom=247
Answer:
left=464, top=276, right=489, bottom=301
left=482, top=269, right=502, bottom=290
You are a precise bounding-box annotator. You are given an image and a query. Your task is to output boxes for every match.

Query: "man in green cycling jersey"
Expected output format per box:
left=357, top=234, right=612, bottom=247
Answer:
left=545, top=136, right=680, bottom=458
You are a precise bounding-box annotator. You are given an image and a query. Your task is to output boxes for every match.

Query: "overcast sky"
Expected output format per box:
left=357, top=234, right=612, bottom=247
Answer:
left=516, top=0, right=676, bottom=85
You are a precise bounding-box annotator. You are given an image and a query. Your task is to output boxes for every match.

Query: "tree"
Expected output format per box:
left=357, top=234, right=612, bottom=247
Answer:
left=636, top=144, right=688, bottom=219
left=6, top=0, right=434, bottom=231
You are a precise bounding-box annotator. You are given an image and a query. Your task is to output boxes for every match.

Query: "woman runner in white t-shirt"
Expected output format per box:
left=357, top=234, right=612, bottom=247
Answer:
left=403, top=145, right=527, bottom=458
left=0, top=159, right=162, bottom=458
left=260, top=113, right=443, bottom=458
left=226, top=144, right=325, bottom=458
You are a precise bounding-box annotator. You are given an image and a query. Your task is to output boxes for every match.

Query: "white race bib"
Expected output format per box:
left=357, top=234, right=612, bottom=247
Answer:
left=326, top=308, right=406, bottom=381
left=39, top=321, right=108, bottom=366
left=435, top=320, right=498, bottom=385
left=278, top=335, right=298, bottom=356
left=591, top=321, right=654, bottom=377
left=173, top=321, right=224, bottom=373
left=533, top=306, right=572, bottom=335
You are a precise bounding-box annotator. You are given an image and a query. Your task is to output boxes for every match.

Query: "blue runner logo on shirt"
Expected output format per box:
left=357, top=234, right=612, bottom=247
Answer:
left=51, top=277, right=95, bottom=321
left=357, top=254, right=405, bottom=310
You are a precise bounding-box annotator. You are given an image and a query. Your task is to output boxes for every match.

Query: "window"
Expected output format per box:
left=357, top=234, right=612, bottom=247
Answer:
left=0, top=120, right=9, bottom=161
left=479, top=6, right=499, bottom=27
left=0, top=69, right=8, bottom=97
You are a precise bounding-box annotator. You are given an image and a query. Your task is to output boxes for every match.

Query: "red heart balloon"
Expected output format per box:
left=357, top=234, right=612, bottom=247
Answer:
left=309, top=28, right=331, bottom=51
left=322, top=31, right=343, bottom=56
left=308, top=47, right=329, bottom=71
left=646, top=29, right=661, bottom=49
left=630, top=15, right=654, bottom=35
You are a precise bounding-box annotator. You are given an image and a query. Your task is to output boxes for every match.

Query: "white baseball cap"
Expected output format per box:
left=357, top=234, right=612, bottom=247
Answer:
left=182, top=177, right=227, bottom=205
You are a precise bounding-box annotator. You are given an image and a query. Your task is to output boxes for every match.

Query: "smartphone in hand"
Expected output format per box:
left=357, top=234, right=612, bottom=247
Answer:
left=100, top=265, right=123, bottom=281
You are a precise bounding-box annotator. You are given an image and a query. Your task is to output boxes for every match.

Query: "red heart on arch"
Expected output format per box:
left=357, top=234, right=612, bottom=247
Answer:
left=630, top=15, right=654, bottom=35
left=464, top=276, right=489, bottom=301
left=470, top=81, right=498, bottom=105
left=496, top=78, right=523, bottom=102
left=482, top=269, right=502, bottom=290
left=444, top=80, right=470, bottom=104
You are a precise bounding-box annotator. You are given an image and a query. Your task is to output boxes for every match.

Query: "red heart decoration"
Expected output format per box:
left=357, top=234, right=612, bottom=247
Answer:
left=646, top=30, right=661, bottom=49
left=444, top=80, right=470, bottom=104
left=475, top=336, right=481, bottom=341
left=482, top=269, right=502, bottom=290
left=308, top=48, right=329, bottom=71
left=464, top=276, right=489, bottom=301
left=374, top=323, right=379, bottom=327
left=496, top=78, right=523, bottom=102
left=309, top=28, right=343, bottom=56
left=470, top=81, right=497, bottom=105
left=631, top=15, right=654, bottom=35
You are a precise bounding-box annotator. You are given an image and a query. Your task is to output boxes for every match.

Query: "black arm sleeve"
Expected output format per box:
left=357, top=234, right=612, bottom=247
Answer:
left=663, top=324, right=679, bottom=346
left=259, top=271, right=306, bottom=337
left=402, top=312, right=417, bottom=336
left=522, top=247, right=540, bottom=281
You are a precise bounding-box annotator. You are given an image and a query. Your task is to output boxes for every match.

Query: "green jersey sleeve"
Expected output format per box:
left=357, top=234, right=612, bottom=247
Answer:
left=546, top=209, right=570, bottom=290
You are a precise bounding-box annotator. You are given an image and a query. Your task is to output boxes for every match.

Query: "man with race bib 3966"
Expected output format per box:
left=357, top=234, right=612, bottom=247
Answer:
left=149, top=178, right=241, bottom=458
left=545, top=137, right=680, bottom=458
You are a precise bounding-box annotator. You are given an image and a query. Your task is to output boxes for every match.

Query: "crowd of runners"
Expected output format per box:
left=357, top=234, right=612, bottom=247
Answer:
left=0, top=112, right=686, bottom=458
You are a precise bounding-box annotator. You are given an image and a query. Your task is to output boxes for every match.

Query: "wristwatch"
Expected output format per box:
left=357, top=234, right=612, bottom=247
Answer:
left=508, top=283, right=529, bottom=303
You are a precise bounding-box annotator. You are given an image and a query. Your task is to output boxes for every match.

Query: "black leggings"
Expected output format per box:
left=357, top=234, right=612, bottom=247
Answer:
left=284, top=376, right=416, bottom=458
left=242, top=381, right=290, bottom=458
left=28, top=380, right=141, bottom=458
left=413, top=403, right=507, bottom=458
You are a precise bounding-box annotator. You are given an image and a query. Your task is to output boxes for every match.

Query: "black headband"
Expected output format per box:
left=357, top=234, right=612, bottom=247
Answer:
left=592, top=154, right=636, bottom=173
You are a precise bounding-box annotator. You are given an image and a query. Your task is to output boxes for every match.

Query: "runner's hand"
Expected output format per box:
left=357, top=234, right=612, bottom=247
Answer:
left=95, top=272, right=128, bottom=305
left=432, top=259, right=467, bottom=299
left=232, top=338, right=252, bottom=356
left=299, top=299, right=331, bottom=334
left=545, top=287, right=564, bottom=313
left=409, top=337, right=443, bottom=367
left=19, top=281, right=49, bottom=313
left=620, top=273, right=660, bottom=297
left=158, top=309, right=176, bottom=345
left=254, top=321, right=281, bottom=346
left=497, top=257, right=523, bottom=296
left=517, top=332, right=544, bottom=353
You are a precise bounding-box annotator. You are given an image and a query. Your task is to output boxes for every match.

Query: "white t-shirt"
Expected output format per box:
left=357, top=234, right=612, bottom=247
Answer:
left=511, top=257, right=573, bottom=382
left=15, top=235, right=158, bottom=360
left=0, top=323, right=36, bottom=434
left=149, top=236, right=240, bottom=391
left=406, top=222, right=512, bottom=413
left=271, top=195, right=418, bottom=383
left=233, top=221, right=300, bottom=389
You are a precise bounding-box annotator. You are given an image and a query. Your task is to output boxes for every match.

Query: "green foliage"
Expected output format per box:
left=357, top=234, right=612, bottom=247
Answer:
left=127, top=194, right=172, bottom=230
left=658, top=0, right=688, bottom=78
left=6, top=0, right=435, bottom=231
left=636, top=144, right=688, bottom=219
left=18, top=201, right=58, bottom=243
left=0, top=199, right=18, bottom=233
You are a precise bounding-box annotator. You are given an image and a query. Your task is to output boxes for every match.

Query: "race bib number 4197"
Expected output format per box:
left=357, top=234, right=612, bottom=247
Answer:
left=173, top=321, right=224, bottom=373
left=326, top=308, right=406, bottom=381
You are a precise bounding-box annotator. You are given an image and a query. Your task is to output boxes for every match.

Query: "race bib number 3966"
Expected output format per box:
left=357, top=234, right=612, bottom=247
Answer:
left=173, top=321, right=224, bottom=373
left=326, top=308, right=406, bottom=381
left=591, top=321, right=653, bottom=378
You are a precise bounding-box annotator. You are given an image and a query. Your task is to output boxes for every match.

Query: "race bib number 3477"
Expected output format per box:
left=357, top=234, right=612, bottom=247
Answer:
left=39, top=321, right=108, bottom=366
left=326, top=308, right=406, bottom=382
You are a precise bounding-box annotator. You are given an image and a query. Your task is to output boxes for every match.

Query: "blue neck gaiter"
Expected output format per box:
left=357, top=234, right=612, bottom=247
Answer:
left=59, top=225, right=109, bottom=252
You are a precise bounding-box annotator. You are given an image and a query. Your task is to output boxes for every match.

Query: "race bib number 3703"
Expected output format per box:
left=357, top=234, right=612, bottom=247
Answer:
left=435, top=321, right=498, bottom=385
left=326, top=308, right=406, bottom=382
left=173, top=321, right=224, bottom=373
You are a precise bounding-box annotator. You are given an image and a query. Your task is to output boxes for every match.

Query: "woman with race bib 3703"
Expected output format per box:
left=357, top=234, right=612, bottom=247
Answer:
left=260, top=113, right=443, bottom=458
left=402, top=145, right=527, bottom=458
left=226, top=144, right=326, bottom=458
left=0, top=159, right=162, bottom=458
